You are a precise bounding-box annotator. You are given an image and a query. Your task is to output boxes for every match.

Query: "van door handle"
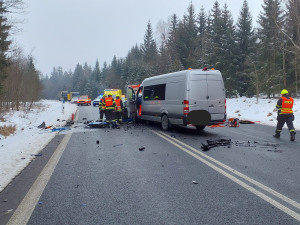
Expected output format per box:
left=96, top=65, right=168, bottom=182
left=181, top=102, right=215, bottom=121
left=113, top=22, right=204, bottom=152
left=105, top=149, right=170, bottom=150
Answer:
left=194, top=102, right=196, bottom=104
left=206, top=96, right=209, bottom=99
left=209, top=104, right=214, bottom=107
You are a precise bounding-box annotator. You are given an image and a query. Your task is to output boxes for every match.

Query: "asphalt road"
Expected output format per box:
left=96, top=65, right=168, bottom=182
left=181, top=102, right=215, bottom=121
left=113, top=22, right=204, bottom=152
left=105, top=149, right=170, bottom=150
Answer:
left=1, top=105, right=300, bottom=225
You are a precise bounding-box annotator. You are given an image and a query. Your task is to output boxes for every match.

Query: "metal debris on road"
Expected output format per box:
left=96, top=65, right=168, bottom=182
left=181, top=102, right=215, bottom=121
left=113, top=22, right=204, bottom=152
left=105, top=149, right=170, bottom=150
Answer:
left=139, top=146, right=145, bottom=151
left=30, top=153, right=43, bottom=157
left=201, top=139, right=231, bottom=151
left=113, top=144, right=123, bottom=147
left=192, top=180, right=199, bottom=184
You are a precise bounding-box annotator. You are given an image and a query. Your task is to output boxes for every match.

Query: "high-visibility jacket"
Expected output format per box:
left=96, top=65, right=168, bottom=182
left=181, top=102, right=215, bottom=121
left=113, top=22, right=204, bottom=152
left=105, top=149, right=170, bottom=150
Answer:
left=280, top=96, right=294, bottom=114
left=99, top=98, right=106, bottom=110
left=105, top=97, right=115, bottom=109
left=115, top=99, right=122, bottom=111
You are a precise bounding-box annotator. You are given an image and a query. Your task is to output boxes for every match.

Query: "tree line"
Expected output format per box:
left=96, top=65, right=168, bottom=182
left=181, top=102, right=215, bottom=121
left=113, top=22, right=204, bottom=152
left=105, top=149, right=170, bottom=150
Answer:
left=42, top=0, right=300, bottom=99
left=1, top=0, right=300, bottom=108
left=0, top=0, right=42, bottom=112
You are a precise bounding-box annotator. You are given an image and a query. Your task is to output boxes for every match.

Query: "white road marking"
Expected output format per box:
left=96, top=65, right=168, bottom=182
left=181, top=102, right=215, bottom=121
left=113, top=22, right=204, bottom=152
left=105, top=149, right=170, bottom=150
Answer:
left=152, top=130, right=300, bottom=222
left=7, top=134, right=72, bottom=225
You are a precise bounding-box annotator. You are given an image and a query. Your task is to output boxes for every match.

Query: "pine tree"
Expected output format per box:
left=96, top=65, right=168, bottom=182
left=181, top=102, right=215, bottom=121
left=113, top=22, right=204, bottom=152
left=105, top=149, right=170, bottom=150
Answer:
left=176, top=3, right=199, bottom=69
left=285, top=0, right=300, bottom=94
left=165, top=14, right=183, bottom=72
left=257, top=0, right=285, bottom=96
left=0, top=1, right=11, bottom=93
left=140, top=21, right=157, bottom=65
left=236, top=0, right=256, bottom=96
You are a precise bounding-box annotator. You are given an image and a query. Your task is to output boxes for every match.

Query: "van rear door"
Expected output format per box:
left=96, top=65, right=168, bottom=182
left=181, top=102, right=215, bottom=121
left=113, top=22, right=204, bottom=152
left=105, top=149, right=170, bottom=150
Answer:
left=206, top=73, right=226, bottom=121
left=126, top=86, right=137, bottom=119
left=188, top=73, right=209, bottom=112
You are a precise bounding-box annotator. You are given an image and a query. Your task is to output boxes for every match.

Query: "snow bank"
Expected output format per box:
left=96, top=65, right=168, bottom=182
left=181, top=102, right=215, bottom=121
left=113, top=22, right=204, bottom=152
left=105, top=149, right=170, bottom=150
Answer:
left=0, top=100, right=77, bottom=192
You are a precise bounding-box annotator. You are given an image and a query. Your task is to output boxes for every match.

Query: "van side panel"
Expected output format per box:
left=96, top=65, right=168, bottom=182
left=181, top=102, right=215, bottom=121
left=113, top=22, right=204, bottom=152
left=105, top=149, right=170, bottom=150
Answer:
left=165, top=78, right=186, bottom=124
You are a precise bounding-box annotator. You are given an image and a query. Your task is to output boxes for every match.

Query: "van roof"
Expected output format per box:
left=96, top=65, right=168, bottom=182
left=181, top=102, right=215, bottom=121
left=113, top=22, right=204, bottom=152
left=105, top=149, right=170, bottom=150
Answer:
left=143, top=69, right=221, bottom=83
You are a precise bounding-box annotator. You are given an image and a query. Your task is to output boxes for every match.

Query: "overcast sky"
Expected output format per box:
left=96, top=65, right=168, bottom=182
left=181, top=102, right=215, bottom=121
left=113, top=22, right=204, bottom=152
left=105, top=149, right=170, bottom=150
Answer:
left=13, top=0, right=264, bottom=76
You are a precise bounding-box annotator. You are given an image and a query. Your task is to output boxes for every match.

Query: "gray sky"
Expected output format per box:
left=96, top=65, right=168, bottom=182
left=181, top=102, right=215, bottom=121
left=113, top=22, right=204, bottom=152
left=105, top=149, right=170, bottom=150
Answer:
left=13, top=0, right=264, bottom=76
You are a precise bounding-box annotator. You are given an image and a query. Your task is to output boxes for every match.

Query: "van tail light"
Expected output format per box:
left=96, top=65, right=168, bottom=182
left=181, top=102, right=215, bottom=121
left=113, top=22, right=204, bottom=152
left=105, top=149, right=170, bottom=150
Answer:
left=224, top=98, right=227, bottom=114
left=183, top=100, right=189, bottom=115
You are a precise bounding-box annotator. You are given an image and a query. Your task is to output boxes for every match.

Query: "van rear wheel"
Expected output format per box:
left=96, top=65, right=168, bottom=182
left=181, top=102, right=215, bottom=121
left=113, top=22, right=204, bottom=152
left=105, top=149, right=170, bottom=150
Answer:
left=161, top=114, right=171, bottom=131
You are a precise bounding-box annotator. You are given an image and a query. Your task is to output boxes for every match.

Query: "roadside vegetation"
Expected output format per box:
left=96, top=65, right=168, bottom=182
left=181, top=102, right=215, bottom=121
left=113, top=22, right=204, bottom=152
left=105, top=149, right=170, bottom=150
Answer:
left=0, top=0, right=42, bottom=114
left=0, top=124, right=16, bottom=137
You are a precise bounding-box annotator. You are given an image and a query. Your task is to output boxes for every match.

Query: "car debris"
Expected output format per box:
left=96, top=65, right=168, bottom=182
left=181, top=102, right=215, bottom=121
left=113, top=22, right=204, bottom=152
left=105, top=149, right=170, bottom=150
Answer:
left=31, top=153, right=43, bottom=157
left=52, top=127, right=71, bottom=132
left=113, top=144, right=123, bottom=147
left=192, top=180, right=199, bottom=184
left=37, top=121, right=46, bottom=129
left=139, top=146, right=145, bottom=151
left=87, top=121, right=107, bottom=128
left=228, top=118, right=239, bottom=127
left=201, top=139, right=231, bottom=151
left=239, top=120, right=255, bottom=124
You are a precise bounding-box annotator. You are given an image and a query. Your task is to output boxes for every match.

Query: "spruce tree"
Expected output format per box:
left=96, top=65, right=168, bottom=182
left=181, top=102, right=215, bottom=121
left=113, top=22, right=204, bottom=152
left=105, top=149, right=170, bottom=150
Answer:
left=257, top=0, right=285, bottom=96
left=140, top=21, right=157, bottom=65
left=285, top=0, right=300, bottom=94
left=0, top=1, right=11, bottom=93
left=236, top=0, right=256, bottom=96
left=177, top=3, right=198, bottom=69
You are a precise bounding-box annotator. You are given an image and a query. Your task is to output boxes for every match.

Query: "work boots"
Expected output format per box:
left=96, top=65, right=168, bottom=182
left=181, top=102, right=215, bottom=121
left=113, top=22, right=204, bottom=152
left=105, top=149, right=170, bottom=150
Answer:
left=290, top=132, right=296, bottom=141
left=273, top=132, right=280, bottom=139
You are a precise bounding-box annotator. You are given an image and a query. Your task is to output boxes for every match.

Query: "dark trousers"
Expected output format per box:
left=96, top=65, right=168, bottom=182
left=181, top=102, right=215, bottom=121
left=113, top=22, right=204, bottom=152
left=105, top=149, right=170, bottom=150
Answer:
left=115, top=111, right=122, bottom=123
left=99, top=109, right=106, bottom=121
left=276, top=114, right=295, bottom=133
left=105, top=109, right=114, bottom=123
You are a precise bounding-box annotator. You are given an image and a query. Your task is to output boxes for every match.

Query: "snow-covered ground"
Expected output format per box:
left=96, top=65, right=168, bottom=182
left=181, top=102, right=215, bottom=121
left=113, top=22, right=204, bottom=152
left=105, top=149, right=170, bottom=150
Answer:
left=0, top=97, right=299, bottom=192
left=0, top=100, right=77, bottom=192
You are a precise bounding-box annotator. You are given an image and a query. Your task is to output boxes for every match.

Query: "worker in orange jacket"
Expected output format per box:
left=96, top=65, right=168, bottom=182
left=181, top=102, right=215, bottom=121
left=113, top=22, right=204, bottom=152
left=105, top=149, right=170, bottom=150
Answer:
left=273, top=89, right=296, bottom=141
left=114, top=95, right=123, bottom=125
left=99, top=95, right=106, bottom=122
left=104, top=94, right=116, bottom=128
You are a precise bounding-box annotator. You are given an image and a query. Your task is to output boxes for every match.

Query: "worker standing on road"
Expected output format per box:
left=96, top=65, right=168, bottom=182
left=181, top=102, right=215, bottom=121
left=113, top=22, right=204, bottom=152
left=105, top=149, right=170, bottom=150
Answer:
left=273, top=89, right=296, bottom=141
left=105, top=94, right=116, bottom=128
left=99, top=95, right=106, bottom=122
left=114, top=95, right=123, bottom=125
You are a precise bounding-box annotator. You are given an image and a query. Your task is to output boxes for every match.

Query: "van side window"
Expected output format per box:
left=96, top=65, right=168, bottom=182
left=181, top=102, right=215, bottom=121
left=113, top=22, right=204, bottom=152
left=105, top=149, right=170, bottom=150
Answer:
left=144, top=84, right=166, bottom=100
left=143, top=89, right=153, bottom=101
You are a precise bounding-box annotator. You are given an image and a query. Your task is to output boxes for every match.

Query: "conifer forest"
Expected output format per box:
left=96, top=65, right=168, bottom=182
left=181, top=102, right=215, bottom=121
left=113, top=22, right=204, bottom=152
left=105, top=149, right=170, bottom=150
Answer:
left=1, top=0, right=300, bottom=107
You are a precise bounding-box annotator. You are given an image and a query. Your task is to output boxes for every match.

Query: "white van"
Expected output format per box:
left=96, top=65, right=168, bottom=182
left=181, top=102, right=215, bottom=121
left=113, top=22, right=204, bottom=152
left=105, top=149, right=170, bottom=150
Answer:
left=126, top=68, right=226, bottom=130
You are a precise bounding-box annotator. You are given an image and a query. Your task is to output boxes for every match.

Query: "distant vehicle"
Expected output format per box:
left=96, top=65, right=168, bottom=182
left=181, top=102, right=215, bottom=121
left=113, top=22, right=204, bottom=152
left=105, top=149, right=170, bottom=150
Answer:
left=59, top=91, right=68, bottom=101
left=77, top=95, right=91, bottom=106
left=71, top=97, right=79, bottom=104
left=93, top=95, right=103, bottom=107
left=104, top=89, right=122, bottom=99
left=68, top=92, right=80, bottom=101
left=127, top=68, right=226, bottom=130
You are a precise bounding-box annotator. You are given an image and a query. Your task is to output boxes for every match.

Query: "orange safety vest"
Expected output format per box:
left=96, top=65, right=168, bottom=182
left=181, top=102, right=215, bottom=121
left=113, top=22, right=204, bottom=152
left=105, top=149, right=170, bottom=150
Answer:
left=281, top=96, right=294, bottom=114
left=115, top=99, right=122, bottom=111
left=105, top=97, right=113, bottom=106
